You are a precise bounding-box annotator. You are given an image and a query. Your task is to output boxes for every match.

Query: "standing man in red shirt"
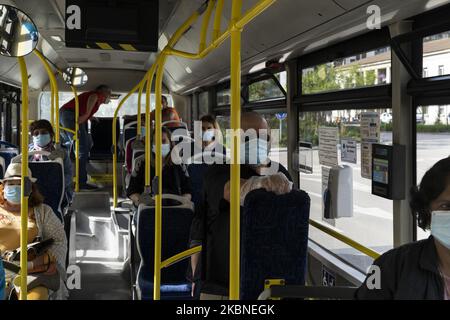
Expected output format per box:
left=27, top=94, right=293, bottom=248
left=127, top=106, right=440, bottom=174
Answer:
left=59, top=85, right=112, bottom=190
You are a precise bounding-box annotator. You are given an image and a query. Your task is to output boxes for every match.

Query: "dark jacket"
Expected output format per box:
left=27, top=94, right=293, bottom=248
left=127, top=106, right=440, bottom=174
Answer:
left=355, top=236, right=445, bottom=300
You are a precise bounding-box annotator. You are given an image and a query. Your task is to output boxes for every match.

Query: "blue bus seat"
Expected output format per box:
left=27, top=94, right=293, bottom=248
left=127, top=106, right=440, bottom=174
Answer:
left=240, top=189, right=310, bottom=299
left=9, top=153, right=65, bottom=222
left=90, top=118, right=120, bottom=160
left=207, top=188, right=310, bottom=299
left=135, top=195, right=195, bottom=300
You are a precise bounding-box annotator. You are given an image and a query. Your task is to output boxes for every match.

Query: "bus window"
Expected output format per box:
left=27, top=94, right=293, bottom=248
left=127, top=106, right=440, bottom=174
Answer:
left=217, top=89, right=231, bottom=106
left=423, top=31, right=450, bottom=78
left=302, top=47, right=391, bottom=95
left=39, top=91, right=173, bottom=121
left=299, top=109, right=393, bottom=272
left=248, top=72, right=286, bottom=102
left=198, top=91, right=209, bottom=118
left=416, top=105, right=450, bottom=240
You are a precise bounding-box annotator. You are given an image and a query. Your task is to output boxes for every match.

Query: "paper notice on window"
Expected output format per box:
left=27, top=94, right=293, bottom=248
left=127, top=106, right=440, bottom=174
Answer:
left=319, top=127, right=339, bottom=167
left=341, top=138, right=357, bottom=164
left=360, top=112, right=380, bottom=179
left=360, top=112, right=380, bottom=143
left=361, top=142, right=373, bottom=179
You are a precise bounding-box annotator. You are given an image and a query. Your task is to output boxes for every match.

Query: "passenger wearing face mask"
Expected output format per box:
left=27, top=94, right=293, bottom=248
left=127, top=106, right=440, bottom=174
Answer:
left=0, top=163, right=68, bottom=300
left=356, top=157, right=450, bottom=300
left=125, top=114, right=147, bottom=174
left=200, top=115, right=223, bottom=150
left=126, top=127, right=192, bottom=207
left=189, top=112, right=293, bottom=299
left=28, top=120, right=73, bottom=204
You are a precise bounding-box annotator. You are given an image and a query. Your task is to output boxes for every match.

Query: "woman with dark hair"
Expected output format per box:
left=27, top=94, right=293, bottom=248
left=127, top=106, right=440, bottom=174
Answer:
left=29, top=119, right=73, bottom=203
left=0, top=163, right=67, bottom=300
left=356, top=157, right=450, bottom=300
left=126, top=127, right=192, bottom=207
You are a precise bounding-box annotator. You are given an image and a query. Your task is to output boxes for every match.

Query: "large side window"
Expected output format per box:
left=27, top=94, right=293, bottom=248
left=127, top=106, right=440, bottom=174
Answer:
left=423, top=31, right=450, bottom=78
left=299, top=108, right=393, bottom=272
left=39, top=92, right=173, bottom=121
left=302, top=47, right=391, bottom=95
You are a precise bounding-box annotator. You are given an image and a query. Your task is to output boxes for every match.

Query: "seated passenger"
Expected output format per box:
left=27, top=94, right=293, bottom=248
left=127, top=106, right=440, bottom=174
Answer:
left=356, top=157, right=450, bottom=300
left=150, top=95, right=181, bottom=128
left=0, top=163, right=68, bottom=300
left=29, top=120, right=73, bottom=203
left=189, top=112, right=293, bottom=299
left=125, top=114, right=146, bottom=174
left=126, top=127, right=192, bottom=207
left=199, top=114, right=226, bottom=154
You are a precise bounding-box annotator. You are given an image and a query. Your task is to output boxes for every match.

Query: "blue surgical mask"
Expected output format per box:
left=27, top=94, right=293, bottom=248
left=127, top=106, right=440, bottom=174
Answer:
left=240, top=139, right=269, bottom=165
left=33, top=133, right=51, bottom=148
left=431, top=211, right=450, bottom=249
left=4, top=185, right=21, bottom=204
left=141, top=127, right=146, bottom=137
left=203, top=130, right=215, bottom=142
left=152, top=144, right=171, bottom=158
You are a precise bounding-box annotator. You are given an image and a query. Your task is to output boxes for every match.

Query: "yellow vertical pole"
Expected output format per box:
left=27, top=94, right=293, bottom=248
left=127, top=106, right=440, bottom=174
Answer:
left=145, top=64, right=158, bottom=188
left=229, top=0, right=243, bottom=301
left=50, top=83, right=55, bottom=128
left=71, top=86, right=80, bottom=192
left=153, top=55, right=167, bottom=301
left=112, top=82, right=144, bottom=207
left=137, top=80, right=145, bottom=136
left=33, top=51, right=60, bottom=143
left=54, top=87, right=60, bottom=143
left=18, top=57, right=29, bottom=300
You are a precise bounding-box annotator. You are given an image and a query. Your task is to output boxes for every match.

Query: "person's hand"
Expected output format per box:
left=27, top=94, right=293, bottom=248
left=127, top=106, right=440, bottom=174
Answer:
left=257, top=173, right=293, bottom=195
left=240, top=173, right=293, bottom=204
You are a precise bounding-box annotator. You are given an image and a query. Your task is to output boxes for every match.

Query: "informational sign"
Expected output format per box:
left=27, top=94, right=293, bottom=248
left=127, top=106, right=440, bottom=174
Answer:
left=361, top=143, right=372, bottom=179
left=360, top=112, right=380, bottom=143
left=360, top=112, right=380, bottom=179
left=298, top=142, right=314, bottom=174
left=341, top=138, right=357, bottom=164
left=275, top=113, right=288, bottom=121
left=319, top=127, right=339, bottom=167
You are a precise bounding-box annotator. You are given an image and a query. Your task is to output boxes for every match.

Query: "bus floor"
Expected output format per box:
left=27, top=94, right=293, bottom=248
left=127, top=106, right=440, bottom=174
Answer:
left=68, top=185, right=133, bottom=300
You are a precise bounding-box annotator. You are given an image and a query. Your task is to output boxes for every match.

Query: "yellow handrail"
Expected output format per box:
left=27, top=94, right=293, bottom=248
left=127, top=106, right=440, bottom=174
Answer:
left=60, top=127, right=76, bottom=135
left=161, top=246, right=202, bottom=269
left=309, top=219, right=381, bottom=260
left=199, top=0, right=216, bottom=52
left=213, top=0, right=225, bottom=41
left=229, top=0, right=243, bottom=301
left=18, top=56, right=29, bottom=300
left=33, top=51, right=60, bottom=143
left=137, top=79, right=146, bottom=136
left=112, top=80, right=146, bottom=207
left=115, top=0, right=276, bottom=300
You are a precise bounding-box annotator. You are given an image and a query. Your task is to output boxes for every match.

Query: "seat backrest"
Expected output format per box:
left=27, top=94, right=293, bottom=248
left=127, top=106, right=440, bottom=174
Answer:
left=90, top=117, right=120, bottom=160
left=29, top=159, right=65, bottom=222
left=240, top=189, right=310, bottom=299
left=0, top=156, right=5, bottom=180
left=123, top=124, right=138, bottom=145
left=136, top=201, right=194, bottom=284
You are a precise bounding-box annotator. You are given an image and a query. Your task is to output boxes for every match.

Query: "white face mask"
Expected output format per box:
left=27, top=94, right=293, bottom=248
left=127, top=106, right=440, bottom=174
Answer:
left=431, top=211, right=450, bottom=249
left=202, top=130, right=215, bottom=142
left=152, top=144, right=171, bottom=158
